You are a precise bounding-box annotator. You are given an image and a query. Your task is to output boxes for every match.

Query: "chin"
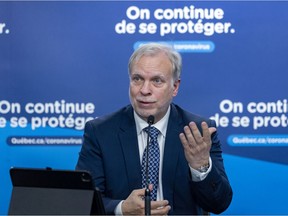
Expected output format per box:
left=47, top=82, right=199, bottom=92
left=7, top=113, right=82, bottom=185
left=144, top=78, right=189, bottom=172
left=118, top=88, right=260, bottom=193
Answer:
left=136, top=109, right=155, bottom=120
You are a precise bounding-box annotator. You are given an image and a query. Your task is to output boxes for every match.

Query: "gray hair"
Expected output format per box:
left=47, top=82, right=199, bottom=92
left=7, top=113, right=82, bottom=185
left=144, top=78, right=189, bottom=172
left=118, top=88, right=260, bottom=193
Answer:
left=128, top=43, right=182, bottom=81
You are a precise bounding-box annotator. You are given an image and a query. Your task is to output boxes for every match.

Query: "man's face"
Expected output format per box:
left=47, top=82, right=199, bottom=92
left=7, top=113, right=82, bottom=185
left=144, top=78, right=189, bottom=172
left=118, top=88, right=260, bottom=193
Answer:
left=129, top=52, right=180, bottom=123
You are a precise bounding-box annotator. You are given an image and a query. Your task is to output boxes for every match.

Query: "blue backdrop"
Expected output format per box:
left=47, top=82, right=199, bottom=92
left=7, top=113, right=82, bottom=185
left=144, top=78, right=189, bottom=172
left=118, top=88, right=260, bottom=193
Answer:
left=1, top=1, right=288, bottom=214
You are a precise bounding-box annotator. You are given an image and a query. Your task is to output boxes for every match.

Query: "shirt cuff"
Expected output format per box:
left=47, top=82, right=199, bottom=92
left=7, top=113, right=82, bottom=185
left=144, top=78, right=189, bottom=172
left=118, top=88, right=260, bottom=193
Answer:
left=114, top=200, right=124, bottom=215
left=190, top=157, right=212, bottom=182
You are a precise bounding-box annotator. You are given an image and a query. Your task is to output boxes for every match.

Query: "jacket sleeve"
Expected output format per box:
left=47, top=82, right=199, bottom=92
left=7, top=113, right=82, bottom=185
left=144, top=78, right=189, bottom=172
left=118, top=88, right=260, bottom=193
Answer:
left=75, top=120, right=121, bottom=214
left=190, top=119, right=233, bottom=214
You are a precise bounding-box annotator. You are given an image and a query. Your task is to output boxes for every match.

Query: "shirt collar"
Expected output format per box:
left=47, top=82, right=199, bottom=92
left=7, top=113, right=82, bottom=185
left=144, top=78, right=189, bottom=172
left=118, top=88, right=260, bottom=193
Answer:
left=134, top=105, right=171, bottom=137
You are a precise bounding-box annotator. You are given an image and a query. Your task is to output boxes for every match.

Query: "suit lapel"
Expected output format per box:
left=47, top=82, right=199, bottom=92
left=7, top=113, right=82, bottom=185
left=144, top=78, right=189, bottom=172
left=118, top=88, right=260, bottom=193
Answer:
left=117, top=105, right=185, bottom=198
left=118, top=106, right=142, bottom=191
left=162, top=104, right=183, bottom=201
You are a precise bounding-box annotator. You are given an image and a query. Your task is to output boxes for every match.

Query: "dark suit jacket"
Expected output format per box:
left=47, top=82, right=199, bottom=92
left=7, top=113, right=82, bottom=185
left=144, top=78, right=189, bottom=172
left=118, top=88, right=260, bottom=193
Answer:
left=76, top=104, right=233, bottom=215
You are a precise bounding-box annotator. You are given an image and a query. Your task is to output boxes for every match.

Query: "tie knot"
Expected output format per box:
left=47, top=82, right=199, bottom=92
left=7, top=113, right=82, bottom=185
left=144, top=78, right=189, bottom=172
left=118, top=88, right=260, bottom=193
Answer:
left=144, top=126, right=160, bottom=141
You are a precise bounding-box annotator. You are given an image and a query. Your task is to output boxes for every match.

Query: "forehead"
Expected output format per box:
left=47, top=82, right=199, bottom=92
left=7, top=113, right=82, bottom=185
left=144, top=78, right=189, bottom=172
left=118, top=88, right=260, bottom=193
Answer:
left=131, top=52, right=172, bottom=74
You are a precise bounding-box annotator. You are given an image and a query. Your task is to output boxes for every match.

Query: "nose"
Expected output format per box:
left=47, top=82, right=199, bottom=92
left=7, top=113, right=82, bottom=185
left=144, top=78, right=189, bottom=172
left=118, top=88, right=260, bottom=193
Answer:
left=140, top=81, right=152, bottom=95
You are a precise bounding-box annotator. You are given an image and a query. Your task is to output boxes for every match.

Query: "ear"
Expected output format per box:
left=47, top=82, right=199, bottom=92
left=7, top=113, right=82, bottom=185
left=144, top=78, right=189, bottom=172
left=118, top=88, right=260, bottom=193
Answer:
left=172, top=79, right=180, bottom=96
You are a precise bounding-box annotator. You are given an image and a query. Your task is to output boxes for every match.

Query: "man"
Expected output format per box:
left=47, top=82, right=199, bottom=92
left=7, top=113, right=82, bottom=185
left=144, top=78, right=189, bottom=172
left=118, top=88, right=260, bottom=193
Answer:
left=76, top=43, right=233, bottom=215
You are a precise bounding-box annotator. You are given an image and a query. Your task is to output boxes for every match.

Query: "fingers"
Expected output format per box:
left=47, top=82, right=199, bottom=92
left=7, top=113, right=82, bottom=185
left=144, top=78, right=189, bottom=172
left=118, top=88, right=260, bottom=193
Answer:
left=209, top=126, right=217, bottom=135
left=180, top=122, right=216, bottom=143
left=190, top=122, right=204, bottom=144
left=179, top=122, right=203, bottom=150
left=122, top=188, right=170, bottom=215
left=201, top=122, right=212, bottom=144
left=151, top=200, right=171, bottom=215
left=179, top=121, right=213, bottom=169
left=135, top=188, right=146, bottom=198
left=122, top=189, right=146, bottom=215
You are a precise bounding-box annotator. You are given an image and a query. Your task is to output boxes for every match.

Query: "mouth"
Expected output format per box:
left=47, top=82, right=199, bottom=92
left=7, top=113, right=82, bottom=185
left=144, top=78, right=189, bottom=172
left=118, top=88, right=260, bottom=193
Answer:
left=137, top=100, right=155, bottom=107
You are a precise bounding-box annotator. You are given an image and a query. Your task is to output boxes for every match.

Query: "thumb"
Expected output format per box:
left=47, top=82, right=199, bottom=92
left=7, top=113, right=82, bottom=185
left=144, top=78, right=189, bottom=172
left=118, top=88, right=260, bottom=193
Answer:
left=134, top=188, right=146, bottom=197
left=209, top=127, right=217, bottom=135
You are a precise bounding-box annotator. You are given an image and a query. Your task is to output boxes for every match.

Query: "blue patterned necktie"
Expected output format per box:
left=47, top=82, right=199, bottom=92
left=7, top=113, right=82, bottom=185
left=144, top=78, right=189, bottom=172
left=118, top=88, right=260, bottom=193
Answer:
left=141, top=126, right=160, bottom=201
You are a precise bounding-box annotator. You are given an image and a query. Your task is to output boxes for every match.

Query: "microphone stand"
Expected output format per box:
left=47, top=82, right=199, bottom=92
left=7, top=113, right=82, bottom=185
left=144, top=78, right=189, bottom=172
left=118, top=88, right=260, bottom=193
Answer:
left=144, top=115, right=154, bottom=216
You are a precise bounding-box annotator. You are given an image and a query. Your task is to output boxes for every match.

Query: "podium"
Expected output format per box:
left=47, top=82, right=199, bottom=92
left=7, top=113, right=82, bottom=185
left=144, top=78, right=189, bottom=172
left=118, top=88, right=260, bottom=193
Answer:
left=8, top=167, right=105, bottom=215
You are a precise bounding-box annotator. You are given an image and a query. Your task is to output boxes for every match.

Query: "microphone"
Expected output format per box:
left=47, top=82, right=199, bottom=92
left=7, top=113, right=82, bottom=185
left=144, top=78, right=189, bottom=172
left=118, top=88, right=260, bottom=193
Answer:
left=144, top=115, right=154, bottom=216
left=147, top=115, right=154, bottom=125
